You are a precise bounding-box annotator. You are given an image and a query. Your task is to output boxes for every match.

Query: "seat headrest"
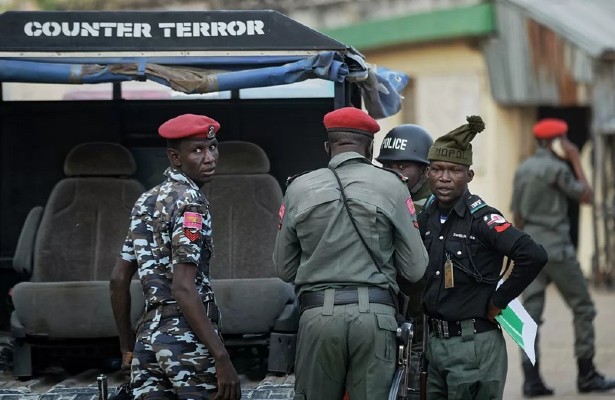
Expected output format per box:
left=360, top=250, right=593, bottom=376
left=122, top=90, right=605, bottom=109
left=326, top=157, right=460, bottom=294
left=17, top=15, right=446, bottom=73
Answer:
left=216, top=141, right=270, bottom=175
left=64, top=142, right=136, bottom=177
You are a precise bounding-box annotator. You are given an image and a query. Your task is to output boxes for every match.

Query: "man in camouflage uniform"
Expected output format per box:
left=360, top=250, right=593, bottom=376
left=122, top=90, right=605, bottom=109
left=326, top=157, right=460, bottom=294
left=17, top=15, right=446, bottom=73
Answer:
left=110, top=114, right=241, bottom=400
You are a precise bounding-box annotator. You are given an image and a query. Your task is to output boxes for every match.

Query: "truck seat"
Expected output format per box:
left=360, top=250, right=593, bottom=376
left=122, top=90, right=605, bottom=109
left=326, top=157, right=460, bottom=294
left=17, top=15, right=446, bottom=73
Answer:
left=202, top=141, right=298, bottom=373
left=10, top=142, right=145, bottom=377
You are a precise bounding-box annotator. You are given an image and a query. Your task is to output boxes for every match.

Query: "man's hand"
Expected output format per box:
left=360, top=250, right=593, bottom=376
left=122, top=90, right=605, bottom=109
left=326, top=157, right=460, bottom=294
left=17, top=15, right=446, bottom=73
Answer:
left=121, top=350, right=133, bottom=371
left=560, top=137, right=580, bottom=161
left=487, top=301, right=502, bottom=323
left=214, top=355, right=242, bottom=400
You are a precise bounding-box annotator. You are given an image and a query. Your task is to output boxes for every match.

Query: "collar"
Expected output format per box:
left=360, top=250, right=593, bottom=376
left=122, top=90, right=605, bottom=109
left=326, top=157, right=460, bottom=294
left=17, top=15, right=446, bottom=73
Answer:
left=424, top=190, right=471, bottom=219
left=164, top=167, right=202, bottom=192
left=328, top=151, right=371, bottom=169
left=536, top=147, right=557, bottom=158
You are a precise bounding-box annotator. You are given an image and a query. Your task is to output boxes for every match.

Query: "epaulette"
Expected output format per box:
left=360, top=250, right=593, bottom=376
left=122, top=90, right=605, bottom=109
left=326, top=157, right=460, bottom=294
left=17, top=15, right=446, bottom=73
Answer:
left=373, top=165, right=409, bottom=183
left=285, top=170, right=311, bottom=187
left=465, top=194, right=490, bottom=218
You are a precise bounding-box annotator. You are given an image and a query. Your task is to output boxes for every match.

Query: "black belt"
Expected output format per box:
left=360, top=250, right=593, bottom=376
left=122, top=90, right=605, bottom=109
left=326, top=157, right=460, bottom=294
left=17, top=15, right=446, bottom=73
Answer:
left=428, top=317, right=498, bottom=339
left=299, top=287, right=395, bottom=314
left=147, top=301, right=220, bottom=324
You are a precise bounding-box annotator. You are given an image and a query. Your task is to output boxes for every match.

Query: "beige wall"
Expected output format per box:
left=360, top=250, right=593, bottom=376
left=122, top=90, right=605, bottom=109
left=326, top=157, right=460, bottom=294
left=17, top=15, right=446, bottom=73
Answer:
left=363, top=40, right=596, bottom=276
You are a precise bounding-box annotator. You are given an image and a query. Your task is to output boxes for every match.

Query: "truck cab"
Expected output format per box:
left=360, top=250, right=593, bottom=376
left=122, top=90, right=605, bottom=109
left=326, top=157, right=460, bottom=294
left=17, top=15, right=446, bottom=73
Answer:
left=0, top=9, right=406, bottom=398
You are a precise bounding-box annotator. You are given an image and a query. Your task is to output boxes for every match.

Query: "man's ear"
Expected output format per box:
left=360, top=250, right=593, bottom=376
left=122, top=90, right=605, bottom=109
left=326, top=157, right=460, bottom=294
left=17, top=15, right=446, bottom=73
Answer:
left=324, top=141, right=331, bottom=156
left=367, top=141, right=374, bottom=160
left=467, top=168, right=475, bottom=183
left=167, top=148, right=181, bottom=168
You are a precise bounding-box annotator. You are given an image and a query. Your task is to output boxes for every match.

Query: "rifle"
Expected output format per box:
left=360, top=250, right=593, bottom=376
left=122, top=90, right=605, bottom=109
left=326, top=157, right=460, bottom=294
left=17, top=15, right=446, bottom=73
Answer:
left=419, top=314, right=428, bottom=400
left=388, top=321, right=414, bottom=400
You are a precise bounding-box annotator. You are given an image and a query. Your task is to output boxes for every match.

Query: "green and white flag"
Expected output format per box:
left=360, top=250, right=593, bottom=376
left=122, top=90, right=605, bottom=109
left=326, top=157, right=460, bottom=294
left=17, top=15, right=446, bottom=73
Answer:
left=496, top=296, right=537, bottom=365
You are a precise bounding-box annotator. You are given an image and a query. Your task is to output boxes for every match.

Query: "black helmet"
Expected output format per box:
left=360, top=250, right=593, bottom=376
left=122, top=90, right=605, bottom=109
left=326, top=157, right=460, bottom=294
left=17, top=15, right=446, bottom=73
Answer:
left=376, top=124, right=433, bottom=165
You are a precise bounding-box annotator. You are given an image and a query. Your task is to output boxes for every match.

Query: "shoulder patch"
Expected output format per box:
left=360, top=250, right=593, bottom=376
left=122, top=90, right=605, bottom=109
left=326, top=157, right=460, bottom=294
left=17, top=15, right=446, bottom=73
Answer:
left=277, top=203, right=286, bottom=230
left=285, top=170, right=311, bottom=187
left=483, top=213, right=512, bottom=233
left=374, top=165, right=408, bottom=183
left=405, top=197, right=416, bottom=216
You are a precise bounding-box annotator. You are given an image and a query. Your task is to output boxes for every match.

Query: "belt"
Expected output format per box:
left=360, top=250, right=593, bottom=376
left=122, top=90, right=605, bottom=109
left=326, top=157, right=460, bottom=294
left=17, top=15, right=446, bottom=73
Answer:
left=428, top=317, right=498, bottom=339
left=299, top=287, right=395, bottom=314
left=150, top=301, right=220, bottom=324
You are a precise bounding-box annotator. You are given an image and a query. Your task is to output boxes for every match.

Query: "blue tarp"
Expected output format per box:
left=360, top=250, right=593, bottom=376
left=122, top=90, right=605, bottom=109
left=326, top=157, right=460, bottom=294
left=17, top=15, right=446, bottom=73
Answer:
left=0, top=51, right=409, bottom=118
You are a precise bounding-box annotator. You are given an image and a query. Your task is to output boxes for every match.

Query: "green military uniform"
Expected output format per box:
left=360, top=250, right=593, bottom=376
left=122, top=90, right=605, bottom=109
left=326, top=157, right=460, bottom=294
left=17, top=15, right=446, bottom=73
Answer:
left=376, top=123, right=435, bottom=398
left=410, top=178, right=432, bottom=214
left=274, top=151, right=428, bottom=400
left=512, top=147, right=596, bottom=369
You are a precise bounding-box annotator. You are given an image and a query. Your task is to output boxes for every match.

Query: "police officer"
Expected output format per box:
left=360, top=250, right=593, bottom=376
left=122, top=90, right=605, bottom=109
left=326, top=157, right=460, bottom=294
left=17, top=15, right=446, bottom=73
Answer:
left=375, top=124, right=434, bottom=397
left=512, top=118, right=615, bottom=396
left=273, top=107, right=428, bottom=400
left=376, top=124, right=434, bottom=212
left=110, top=114, right=241, bottom=400
left=419, top=116, right=548, bottom=399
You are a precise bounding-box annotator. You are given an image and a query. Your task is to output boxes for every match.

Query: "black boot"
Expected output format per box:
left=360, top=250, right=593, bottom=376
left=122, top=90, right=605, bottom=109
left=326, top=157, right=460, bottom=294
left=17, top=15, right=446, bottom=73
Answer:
left=577, top=358, right=615, bottom=393
left=522, top=361, right=554, bottom=398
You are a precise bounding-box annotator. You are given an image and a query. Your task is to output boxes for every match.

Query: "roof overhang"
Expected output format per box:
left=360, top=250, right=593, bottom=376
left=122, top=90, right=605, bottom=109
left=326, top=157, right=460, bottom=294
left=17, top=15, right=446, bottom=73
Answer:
left=322, top=3, right=495, bottom=51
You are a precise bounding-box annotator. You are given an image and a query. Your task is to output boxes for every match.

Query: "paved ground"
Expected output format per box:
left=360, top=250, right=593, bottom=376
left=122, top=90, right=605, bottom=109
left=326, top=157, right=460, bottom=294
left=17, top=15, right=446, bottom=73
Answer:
left=503, top=285, right=615, bottom=399
left=1, top=285, right=614, bottom=399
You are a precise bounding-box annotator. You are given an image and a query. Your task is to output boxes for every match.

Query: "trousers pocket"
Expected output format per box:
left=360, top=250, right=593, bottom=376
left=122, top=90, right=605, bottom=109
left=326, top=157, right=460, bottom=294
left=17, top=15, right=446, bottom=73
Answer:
left=375, top=313, right=398, bottom=362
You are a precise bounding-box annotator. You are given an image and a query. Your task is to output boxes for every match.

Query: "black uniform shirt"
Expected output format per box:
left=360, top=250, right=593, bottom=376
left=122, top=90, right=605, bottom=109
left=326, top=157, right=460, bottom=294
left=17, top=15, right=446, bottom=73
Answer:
left=418, top=191, right=547, bottom=322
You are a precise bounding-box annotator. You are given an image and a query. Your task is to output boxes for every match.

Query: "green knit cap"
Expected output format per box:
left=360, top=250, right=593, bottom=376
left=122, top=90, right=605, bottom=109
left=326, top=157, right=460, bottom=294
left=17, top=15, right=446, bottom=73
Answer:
left=427, top=115, right=485, bottom=166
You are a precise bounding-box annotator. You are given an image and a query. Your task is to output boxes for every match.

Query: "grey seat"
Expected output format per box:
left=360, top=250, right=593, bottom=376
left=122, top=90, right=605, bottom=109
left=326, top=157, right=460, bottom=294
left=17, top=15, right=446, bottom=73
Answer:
left=10, top=142, right=146, bottom=377
left=202, top=141, right=298, bottom=374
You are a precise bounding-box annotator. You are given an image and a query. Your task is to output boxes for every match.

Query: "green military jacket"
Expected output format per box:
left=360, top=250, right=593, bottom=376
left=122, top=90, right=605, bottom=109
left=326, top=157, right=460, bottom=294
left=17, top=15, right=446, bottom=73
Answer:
left=511, top=147, right=585, bottom=262
left=411, top=179, right=432, bottom=214
left=273, top=151, right=428, bottom=296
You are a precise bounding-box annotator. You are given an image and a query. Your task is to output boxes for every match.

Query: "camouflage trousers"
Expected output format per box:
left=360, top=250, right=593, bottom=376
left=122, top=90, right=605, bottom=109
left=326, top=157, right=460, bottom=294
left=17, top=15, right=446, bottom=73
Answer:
left=131, top=310, right=218, bottom=400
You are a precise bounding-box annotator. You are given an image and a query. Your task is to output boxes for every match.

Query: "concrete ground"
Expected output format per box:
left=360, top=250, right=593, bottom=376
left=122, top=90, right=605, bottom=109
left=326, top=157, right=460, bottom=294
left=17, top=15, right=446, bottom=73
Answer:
left=1, top=284, right=613, bottom=399
left=503, top=285, right=615, bottom=399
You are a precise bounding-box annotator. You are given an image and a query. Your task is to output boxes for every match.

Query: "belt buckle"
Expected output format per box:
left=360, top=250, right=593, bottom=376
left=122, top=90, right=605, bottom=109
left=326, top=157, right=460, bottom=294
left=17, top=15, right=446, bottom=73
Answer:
left=442, top=320, right=450, bottom=338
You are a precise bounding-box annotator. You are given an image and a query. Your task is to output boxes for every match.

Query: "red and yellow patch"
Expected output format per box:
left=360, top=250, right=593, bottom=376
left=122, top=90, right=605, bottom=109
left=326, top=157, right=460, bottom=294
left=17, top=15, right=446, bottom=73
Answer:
left=183, top=212, right=202, bottom=242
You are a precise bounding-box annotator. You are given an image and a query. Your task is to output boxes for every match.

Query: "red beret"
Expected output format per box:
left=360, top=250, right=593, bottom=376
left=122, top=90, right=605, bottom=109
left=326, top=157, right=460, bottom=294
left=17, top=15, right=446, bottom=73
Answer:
left=159, top=114, right=220, bottom=139
left=323, top=107, right=380, bottom=136
left=533, top=118, right=568, bottom=140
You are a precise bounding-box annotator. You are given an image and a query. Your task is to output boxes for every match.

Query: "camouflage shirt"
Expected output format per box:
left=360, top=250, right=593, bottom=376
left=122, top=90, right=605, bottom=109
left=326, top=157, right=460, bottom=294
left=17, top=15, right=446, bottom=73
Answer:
left=121, top=167, right=214, bottom=310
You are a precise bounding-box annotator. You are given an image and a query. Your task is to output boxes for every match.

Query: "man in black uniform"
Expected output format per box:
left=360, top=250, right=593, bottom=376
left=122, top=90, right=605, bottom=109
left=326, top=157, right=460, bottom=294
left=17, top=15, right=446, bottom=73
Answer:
left=418, top=116, right=548, bottom=399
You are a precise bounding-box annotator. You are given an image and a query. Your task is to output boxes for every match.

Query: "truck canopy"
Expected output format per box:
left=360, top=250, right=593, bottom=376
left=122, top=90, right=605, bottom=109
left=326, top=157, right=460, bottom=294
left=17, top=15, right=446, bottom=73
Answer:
left=0, top=10, right=408, bottom=118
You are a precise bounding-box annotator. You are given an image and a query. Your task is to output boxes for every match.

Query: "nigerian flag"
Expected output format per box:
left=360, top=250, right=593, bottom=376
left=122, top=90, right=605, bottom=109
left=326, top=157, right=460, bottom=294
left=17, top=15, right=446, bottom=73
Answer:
left=496, top=296, right=538, bottom=365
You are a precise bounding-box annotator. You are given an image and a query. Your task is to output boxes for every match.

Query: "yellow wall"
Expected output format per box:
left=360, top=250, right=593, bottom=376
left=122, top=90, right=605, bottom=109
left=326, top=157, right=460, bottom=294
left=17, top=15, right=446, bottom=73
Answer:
left=364, top=40, right=595, bottom=276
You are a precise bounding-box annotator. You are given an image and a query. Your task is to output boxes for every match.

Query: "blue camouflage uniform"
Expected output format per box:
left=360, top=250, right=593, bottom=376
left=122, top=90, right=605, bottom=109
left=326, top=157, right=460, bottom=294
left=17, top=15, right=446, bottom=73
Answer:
left=120, top=167, right=219, bottom=399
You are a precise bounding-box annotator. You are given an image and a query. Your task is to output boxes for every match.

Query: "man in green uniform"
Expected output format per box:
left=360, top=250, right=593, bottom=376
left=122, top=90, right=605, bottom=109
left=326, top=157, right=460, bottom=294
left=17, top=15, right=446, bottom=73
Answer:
left=512, top=118, right=615, bottom=396
left=419, top=116, right=548, bottom=400
left=273, top=106, right=428, bottom=400
left=375, top=124, right=434, bottom=397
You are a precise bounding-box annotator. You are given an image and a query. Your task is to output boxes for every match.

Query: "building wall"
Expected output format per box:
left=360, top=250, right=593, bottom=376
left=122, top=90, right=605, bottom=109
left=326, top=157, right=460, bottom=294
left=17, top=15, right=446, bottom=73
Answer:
left=366, top=40, right=535, bottom=217
left=363, top=38, right=596, bottom=276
